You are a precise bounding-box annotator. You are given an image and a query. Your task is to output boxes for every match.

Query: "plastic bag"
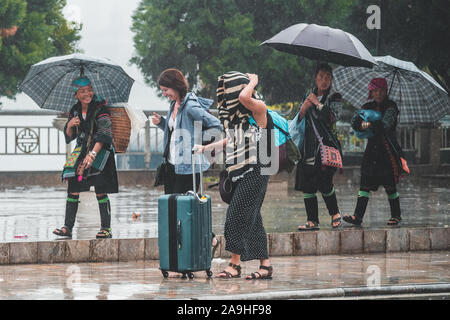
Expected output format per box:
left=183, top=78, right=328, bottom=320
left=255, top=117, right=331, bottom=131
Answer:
left=288, top=112, right=306, bottom=150
left=109, top=102, right=148, bottom=136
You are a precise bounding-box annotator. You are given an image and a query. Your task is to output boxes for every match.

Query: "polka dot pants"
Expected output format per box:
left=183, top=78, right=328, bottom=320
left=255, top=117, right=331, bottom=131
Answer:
left=224, top=164, right=270, bottom=262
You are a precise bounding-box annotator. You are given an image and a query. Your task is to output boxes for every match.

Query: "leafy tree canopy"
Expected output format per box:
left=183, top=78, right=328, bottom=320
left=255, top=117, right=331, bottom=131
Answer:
left=345, top=0, right=450, bottom=91
left=131, top=0, right=449, bottom=106
left=131, top=0, right=354, bottom=105
left=0, top=0, right=81, bottom=102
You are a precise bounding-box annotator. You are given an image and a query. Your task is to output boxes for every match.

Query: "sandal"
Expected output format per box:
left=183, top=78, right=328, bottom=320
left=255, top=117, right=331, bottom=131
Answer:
left=387, top=217, right=402, bottom=227
left=343, top=214, right=363, bottom=226
left=216, top=263, right=241, bottom=279
left=211, top=236, right=220, bottom=259
left=96, top=228, right=112, bottom=239
left=53, top=227, right=72, bottom=238
left=331, top=213, right=342, bottom=229
left=297, top=221, right=320, bottom=231
left=246, top=265, right=273, bottom=280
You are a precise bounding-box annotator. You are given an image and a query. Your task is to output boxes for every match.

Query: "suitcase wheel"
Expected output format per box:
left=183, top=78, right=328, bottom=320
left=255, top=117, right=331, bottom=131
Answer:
left=181, top=272, right=194, bottom=279
left=206, top=270, right=213, bottom=278
left=161, top=270, right=169, bottom=278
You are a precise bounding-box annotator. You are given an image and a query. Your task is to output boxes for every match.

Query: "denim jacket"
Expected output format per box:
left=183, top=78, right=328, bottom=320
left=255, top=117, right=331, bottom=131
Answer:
left=157, top=92, right=222, bottom=174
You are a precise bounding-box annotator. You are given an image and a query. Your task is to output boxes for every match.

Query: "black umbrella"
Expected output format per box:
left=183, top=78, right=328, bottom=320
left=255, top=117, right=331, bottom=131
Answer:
left=261, top=23, right=376, bottom=68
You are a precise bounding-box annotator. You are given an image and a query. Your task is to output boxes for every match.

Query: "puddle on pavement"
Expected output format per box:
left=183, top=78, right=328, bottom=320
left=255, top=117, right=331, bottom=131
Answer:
left=0, top=178, right=448, bottom=242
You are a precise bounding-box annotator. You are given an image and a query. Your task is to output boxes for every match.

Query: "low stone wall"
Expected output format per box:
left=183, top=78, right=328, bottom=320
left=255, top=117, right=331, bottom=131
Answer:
left=1, top=163, right=447, bottom=189
left=0, top=227, right=448, bottom=265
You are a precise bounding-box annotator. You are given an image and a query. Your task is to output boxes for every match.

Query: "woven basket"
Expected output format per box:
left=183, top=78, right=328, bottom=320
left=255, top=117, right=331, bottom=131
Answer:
left=107, top=106, right=131, bottom=153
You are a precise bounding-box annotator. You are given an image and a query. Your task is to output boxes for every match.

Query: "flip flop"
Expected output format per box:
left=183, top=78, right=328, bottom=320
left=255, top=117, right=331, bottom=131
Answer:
left=216, top=263, right=241, bottom=279
left=297, top=222, right=320, bottom=231
left=246, top=265, right=273, bottom=280
left=211, top=236, right=220, bottom=259
left=387, top=217, right=402, bottom=227
left=331, top=214, right=342, bottom=229
left=343, top=214, right=363, bottom=226
left=53, top=227, right=72, bottom=238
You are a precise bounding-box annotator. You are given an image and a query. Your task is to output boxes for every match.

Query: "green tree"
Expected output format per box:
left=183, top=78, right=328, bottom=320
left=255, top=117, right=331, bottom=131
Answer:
left=345, top=0, right=450, bottom=91
left=131, top=0, right=355, bottom=105
left=0, top=0, right=81, bottom=102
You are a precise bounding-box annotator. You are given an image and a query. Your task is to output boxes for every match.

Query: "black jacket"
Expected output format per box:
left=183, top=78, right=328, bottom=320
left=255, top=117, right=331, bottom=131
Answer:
left=351, top=98, right=404, bottom=180
left=300, top=89, right=343, bottom=166
left=63, top=97, right=118, bottom=193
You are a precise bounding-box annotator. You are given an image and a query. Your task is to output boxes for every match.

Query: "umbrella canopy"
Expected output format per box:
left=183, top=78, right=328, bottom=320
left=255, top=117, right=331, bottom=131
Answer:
left=19, top=53, right=134, bottom=112
left=261, top=23, right=377, bottom=68
left=333, top=55, right=450, bottom=123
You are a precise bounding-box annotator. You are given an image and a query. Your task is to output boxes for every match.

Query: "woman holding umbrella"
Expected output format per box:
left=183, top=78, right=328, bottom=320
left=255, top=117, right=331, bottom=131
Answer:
left=53, top=76, right=119, bottom=239
left=343, top=78, right=406, bottom=227
left=295, top=63, right=343, bottom=231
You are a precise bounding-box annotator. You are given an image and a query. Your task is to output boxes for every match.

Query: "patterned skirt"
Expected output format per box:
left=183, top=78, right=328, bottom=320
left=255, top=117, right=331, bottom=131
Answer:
left=224, top=163, right=270, bottom=262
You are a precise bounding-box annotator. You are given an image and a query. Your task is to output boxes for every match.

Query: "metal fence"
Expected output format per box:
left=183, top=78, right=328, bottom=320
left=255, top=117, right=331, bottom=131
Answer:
left=0, top=123, right=421, bottom=156
left=0, top=126, right=66, bottom=155
left=4, top=121, right=450, bottom=166
left=441, top=126, right=450, bottom=150
left=336, top=124, right=416, bottom=153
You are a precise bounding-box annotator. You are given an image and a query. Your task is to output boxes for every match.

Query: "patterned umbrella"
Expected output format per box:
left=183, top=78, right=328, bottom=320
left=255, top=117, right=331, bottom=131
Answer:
left=19, top=53, right=134, bottom=112
left=333, top=55, right=450, bottom=123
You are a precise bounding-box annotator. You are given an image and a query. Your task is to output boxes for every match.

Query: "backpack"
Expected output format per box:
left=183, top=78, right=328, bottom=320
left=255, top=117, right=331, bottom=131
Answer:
left=249, top=109, right=301, bottom=173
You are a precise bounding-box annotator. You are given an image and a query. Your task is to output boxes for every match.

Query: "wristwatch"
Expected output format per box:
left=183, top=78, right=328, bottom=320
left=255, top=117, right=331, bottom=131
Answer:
left=316, top=103, right=324, bottom=111
left=89, top=150, right=97, bottom=159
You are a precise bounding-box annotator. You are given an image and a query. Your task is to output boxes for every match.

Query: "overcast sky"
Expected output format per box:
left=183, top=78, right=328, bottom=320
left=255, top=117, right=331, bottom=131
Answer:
left=1, top=0, right=168, bottom=111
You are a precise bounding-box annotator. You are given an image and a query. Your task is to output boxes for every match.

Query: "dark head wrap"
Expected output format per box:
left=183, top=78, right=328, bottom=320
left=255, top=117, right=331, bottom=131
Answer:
left=72, top=76, right=92, bottom=93
left=368, top=77, right=388, bottom=99
left=217, top=71, right=261, bottom=130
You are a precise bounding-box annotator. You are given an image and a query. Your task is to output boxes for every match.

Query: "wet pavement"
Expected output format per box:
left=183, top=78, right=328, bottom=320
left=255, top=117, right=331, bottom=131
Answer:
left=0, top=251, right=448, bottom=299
left=0, top=178, right=448, bottom=242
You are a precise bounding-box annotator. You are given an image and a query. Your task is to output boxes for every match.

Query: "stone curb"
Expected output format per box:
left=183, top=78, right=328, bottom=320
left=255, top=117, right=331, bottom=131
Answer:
left=0, top=227, right=448, bottom=265
left=195, top=283, right=450, bottom=300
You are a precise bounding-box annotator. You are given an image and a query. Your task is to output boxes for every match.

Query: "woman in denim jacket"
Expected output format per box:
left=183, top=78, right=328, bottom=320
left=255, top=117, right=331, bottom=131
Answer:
left=152, top=68, right=222, bottom=193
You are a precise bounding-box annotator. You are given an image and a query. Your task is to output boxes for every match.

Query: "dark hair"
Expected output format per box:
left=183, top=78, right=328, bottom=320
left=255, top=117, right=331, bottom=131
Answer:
left=315, top=63, right=333, bottom=77
left=157, top=68, right=189, bottom=99
left=313, top=63, right=333, bottom=98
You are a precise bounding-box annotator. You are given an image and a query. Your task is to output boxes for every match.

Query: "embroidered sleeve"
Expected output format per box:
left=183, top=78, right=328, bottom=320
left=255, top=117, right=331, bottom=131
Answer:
left=372, top=107, right=397, bottom=135
left=351, top=112, right=363, bottom=132
left=328, top=93, right=342, bottom=122
left=93, top=112, right=113, bottom=146
left=381, top=107, right=397, bottom=130
left=317, top=93, right=342, bottom=125
left=64, top=112, right=77, bottom=144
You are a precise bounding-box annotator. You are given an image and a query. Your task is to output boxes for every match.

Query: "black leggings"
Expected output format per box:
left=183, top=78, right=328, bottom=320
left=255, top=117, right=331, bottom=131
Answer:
left=299, top=164, right=340, bottom=223
left=163, top=163, right=216, bottom=239
left=164, top=163, right=200, bottom=194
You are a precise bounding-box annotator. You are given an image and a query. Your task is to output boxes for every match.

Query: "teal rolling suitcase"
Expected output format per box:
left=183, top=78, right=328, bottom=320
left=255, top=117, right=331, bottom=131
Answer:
left=158, top=152, right=213, bottom=279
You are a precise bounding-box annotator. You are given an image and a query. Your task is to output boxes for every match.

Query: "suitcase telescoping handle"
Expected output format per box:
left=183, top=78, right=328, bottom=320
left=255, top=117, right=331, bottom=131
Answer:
left=191, top=148, right=204, bottom=196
